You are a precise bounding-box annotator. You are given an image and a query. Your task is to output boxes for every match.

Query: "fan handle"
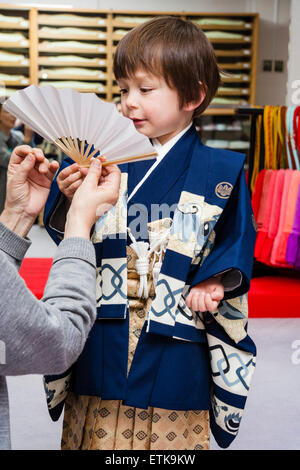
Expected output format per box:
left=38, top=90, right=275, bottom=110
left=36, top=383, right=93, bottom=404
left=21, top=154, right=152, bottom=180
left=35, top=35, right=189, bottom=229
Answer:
left=54, top=137, right=157, bottom=167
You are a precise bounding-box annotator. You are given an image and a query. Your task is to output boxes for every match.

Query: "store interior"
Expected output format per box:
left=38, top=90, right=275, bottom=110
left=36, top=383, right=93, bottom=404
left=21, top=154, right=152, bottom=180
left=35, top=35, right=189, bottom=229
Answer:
left=1, top=0, right=300, bottom=450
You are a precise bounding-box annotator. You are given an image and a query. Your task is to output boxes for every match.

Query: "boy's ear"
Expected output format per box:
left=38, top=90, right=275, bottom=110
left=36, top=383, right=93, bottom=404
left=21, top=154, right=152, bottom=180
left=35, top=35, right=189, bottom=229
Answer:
left=183, top=83, right=206, bottom=112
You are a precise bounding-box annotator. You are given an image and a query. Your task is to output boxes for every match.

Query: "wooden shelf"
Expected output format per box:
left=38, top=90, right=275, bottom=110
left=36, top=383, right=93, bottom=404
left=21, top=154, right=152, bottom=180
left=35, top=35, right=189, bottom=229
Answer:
left=220, top=62, right=251, bottom=69
left=38, top=58, right=107, bottom=67
left=39, top=72, right=107, bottom=81
left=207, top=37, right=251, bottom=44
left=0, top=60, right=29, bottom=66
left=0, top=41, right=29, bottom=48
left=39, top=32, right=107, bottom=41
left=38, top=15, right=107, bottom=28
left=193, top=23, right=252, bottom=31
left=38, top=45, right=106, bottom=54
left=217, top=89, right=250, bottom=95
left=39, top=83, right=107, bottom=94
left=215, top=49, right=251, bottom=57
left=1, top=78, right=29, bottom=85
left=0, top=20, right=28, bottom=29
left=203, top=108, right=237, bottom=116
left=221, top=76, right=250, bottom=82
left=0, top=6, right=258, bottom=113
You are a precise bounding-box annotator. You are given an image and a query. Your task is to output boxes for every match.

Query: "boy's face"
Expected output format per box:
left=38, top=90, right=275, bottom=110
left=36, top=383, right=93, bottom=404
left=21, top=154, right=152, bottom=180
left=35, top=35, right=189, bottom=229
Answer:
left=117, top=69, right=194, bottom=145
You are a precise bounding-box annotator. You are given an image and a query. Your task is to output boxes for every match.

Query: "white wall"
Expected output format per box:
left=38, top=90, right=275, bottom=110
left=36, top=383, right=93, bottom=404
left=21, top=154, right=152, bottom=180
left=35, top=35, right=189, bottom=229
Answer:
left=286, top=0, right=300, bottom=106
left=4, top=0, right=292, bottom=106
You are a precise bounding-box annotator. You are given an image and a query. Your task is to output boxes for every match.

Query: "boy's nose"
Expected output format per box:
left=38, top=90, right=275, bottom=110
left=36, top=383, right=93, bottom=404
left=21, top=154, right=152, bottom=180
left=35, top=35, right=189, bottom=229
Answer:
left=125, top=92, right=139, bottom=109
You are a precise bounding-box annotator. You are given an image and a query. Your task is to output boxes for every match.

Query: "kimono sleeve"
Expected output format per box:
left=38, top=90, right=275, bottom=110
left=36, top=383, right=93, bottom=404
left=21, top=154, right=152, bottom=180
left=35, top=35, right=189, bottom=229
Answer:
left=189, top=168, right=256, bottom=299
left=43, top=157, right=73, bottom=246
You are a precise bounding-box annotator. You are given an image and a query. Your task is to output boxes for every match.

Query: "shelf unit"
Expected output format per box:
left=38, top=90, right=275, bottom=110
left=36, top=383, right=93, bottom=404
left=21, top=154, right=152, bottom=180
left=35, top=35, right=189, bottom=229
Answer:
left=0, top=5, right=32, bottom=96
left=0, top=5, right=258, bottom=114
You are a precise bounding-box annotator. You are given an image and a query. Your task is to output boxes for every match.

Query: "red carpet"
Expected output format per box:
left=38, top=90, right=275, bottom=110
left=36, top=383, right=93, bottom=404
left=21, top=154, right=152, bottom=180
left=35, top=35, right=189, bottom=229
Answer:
left=19, top=258, right=300, bottom=317
left=19, top=258, right=53, bottom=300
left=248, top=276, right=300, bottom=318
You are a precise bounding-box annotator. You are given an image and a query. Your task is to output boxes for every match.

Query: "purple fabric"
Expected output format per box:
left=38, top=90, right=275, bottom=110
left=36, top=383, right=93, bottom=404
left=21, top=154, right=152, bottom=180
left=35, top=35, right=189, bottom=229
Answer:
left=295, top=244, right=300, bottom=269
left=286, top=184, right=300, bottom=265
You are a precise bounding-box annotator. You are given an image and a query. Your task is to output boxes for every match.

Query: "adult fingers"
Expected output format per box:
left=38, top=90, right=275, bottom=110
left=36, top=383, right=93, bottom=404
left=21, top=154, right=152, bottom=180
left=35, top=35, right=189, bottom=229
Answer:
left=101, top=164, right=121, bottom=188
left=82, top=158, right=102, bottom=186
left=15, top=153, right=37, bottom=183
left=50, top=160, right=59, bottom=174
left=10, top=145, right=33, bottom=165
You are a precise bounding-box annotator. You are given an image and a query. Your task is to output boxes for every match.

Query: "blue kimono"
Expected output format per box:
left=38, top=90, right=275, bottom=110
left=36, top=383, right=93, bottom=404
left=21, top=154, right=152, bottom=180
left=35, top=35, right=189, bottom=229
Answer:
left=43, top=125, right=257, bottom=448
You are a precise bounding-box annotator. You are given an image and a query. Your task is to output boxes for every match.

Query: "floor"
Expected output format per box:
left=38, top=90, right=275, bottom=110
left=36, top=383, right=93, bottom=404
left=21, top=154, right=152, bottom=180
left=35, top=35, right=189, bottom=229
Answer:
left=5, top=225, right=300, bottom=450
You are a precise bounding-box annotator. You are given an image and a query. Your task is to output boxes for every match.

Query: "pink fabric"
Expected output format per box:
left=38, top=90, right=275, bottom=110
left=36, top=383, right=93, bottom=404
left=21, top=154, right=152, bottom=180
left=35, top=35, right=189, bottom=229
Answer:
left=260, top=170, right=285, bottom=265
left=270, top=170, right=295, bottom=266
left=254, top=170, right=274, bottom=259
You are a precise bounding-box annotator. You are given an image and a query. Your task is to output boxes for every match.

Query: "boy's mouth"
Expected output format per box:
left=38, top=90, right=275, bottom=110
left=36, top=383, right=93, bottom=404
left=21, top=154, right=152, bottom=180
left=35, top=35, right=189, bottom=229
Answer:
left=131, top=118, right=146, bottom=125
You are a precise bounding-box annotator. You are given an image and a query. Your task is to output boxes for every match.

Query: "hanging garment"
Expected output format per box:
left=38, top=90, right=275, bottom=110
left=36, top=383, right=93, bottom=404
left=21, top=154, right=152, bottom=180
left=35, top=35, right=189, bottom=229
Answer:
left=259, top=170, right=285, bottom=265
left=251, top=169, right=266, bottom=221
left=286, top=184, right=300, bottom=268
left=254, top=170, right=275, bottom=259
left=43, top=125, right=257, bottom=449
left=270, top=170, right=300, bottom=266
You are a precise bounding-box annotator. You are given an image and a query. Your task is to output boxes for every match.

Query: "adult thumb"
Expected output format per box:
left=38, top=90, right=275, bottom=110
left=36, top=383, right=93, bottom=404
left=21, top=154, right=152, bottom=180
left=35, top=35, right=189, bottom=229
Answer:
left=84, top=158, right=102, bottom=185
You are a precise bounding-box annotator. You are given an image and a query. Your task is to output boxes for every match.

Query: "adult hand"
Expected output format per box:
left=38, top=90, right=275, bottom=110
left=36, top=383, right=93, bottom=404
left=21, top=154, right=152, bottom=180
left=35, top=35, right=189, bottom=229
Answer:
left=65, top=158, right=121, bottom=240
left=0, top=145, right=59, bottom=237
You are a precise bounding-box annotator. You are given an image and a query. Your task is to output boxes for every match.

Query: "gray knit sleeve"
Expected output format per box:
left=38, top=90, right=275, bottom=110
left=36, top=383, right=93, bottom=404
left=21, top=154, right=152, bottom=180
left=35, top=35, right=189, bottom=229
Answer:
left=0, top=237, right=96, bottom=376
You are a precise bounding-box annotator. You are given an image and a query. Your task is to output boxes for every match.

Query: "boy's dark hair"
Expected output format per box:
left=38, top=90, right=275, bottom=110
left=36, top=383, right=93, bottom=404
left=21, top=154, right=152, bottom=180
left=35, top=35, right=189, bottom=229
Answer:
left=113, top=16, right=221, bottom=117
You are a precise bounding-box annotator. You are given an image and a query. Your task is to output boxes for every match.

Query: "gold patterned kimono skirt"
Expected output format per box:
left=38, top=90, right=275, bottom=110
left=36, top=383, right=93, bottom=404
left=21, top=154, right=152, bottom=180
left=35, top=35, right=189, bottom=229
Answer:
left=61, top=236, right=210, bottom=450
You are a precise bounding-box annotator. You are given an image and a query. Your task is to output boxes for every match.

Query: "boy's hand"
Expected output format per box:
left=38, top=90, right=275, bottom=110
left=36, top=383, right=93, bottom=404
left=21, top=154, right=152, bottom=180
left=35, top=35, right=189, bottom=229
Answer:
left=57, top=163, right=87, bottom=201
left=185, top=277, right=224, bottom=313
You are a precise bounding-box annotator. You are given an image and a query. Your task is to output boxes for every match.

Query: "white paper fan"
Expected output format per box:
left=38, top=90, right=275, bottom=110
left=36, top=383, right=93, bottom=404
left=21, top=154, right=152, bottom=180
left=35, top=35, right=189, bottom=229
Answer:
left=3, top=84, right=157, bottom=167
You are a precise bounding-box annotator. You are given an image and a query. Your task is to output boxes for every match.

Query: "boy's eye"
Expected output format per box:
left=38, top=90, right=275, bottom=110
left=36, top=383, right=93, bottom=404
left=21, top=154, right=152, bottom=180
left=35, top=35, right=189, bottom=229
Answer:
left=119, top=88, right=127, bottom=94
left=140, top=88, right=152, bottom=93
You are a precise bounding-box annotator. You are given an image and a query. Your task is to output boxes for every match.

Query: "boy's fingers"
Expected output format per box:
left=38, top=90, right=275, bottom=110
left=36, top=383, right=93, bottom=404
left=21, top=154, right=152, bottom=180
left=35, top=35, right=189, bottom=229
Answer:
left=205, top=293, right=219, bottom=312
left=211, top=285, right=224, bottom=301
left=59, top=170, right=82, bottom=186
left=59, top=163, right=80, bottom=180
left=66, top=179, right=83, bottom=194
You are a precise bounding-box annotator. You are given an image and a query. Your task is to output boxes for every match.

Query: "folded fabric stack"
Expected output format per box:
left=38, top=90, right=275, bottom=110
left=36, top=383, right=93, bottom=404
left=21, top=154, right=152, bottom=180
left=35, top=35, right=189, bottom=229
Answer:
left=0, top=31, right=28, bottom=45
left=39, top=80, right=105, bottom=92
left=38, top=13, right=106, bottom=25
left=0, top=50, right=28, bottom=64
left=39, top=67, right=105, bottom=79
left=252, top=169, right=300, bottom=269
left=39, top=26, right=106, bottom=39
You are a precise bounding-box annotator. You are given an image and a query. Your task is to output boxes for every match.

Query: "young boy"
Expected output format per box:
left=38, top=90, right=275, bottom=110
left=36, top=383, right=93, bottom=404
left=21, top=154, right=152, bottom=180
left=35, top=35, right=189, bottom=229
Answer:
left=44, top=17, right=256, bottom=450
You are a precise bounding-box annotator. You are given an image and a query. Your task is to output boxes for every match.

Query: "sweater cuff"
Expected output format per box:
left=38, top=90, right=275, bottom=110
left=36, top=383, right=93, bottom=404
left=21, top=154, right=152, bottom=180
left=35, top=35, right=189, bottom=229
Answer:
left=53, top=237, right=96, bottom=267
left=0, top=221, right=31, bottom=261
